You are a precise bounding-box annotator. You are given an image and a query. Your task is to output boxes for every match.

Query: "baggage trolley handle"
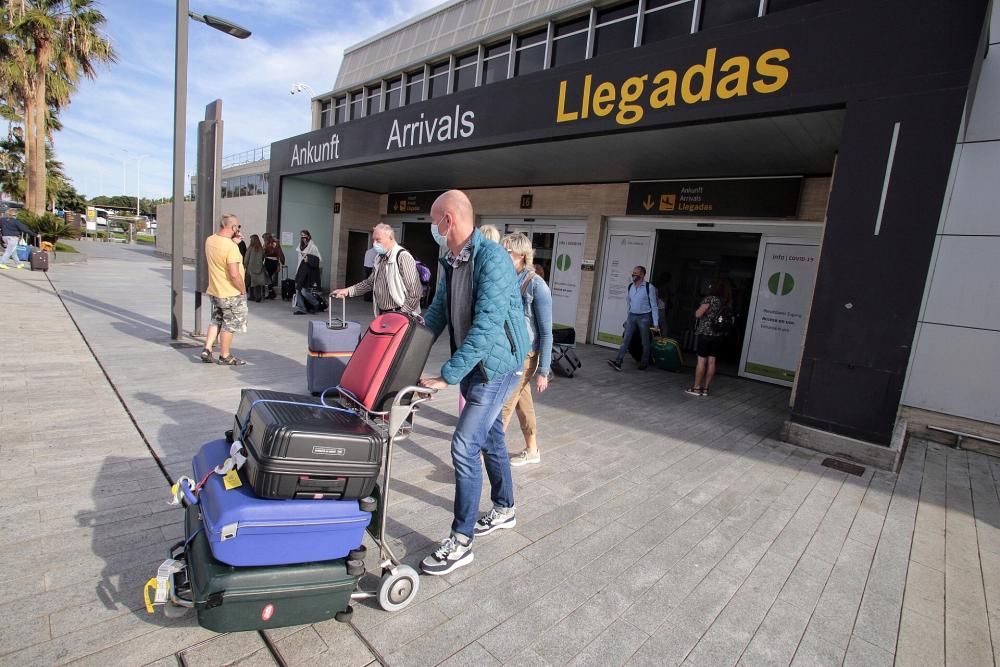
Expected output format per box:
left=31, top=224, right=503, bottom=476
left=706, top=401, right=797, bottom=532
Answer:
left=328, top=293, right=348, bottom=330
left=387, top=385, right=436, bottom=439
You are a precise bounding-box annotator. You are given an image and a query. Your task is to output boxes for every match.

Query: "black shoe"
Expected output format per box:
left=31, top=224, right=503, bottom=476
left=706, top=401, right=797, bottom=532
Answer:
left=638, top=363, right=649, bottom=370
left=607, top=359, right=623, bottom=372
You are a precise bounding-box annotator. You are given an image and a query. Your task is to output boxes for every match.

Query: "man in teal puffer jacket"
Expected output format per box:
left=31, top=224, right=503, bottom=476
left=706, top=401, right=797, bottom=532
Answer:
left=418, top=189, right=529, bottom=575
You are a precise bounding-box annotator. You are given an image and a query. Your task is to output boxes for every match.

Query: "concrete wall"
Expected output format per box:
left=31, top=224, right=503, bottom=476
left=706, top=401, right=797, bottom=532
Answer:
left=902, top=5, right=1000, bottom=434
left=156, top=196, right=267, bottom=261
left=335, top=188, right=381, bottom=289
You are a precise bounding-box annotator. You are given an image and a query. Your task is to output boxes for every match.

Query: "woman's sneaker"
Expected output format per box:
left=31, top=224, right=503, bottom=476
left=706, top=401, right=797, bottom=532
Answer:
left=509, top=450, right=540, bottom=467
left=473, top=508, right=516, bottom=536
left=420, top=535, right=473, bottom=576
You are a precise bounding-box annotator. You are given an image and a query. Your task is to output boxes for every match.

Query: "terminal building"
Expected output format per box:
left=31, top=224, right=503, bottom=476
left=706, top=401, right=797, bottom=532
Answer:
left=263, top=0, right=998, bottom=466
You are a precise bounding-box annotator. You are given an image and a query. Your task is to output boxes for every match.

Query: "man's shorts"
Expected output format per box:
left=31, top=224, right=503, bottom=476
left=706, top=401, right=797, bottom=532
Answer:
left=210, top=295, right=248, bottom=334
left=695, top=335, right=723, bottom=359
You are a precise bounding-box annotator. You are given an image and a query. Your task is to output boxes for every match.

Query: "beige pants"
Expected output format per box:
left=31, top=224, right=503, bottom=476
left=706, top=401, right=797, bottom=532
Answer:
left=501, top=350, right=539, bottom=453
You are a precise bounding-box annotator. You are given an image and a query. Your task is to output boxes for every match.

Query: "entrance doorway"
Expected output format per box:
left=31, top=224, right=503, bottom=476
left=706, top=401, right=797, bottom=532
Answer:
left=651, top=229, right=761, bottom=371
left=345, top=231, right=369, bottom=288
left=402, top=221, right=441, bottom=305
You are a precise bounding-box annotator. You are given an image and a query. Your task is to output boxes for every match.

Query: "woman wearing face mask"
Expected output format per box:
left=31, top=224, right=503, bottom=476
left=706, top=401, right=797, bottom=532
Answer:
left=292, top=229, right=324, bottom=314
left=332, top=223, right=423, bottom=316
left=499, top=232, right=553, bottom=466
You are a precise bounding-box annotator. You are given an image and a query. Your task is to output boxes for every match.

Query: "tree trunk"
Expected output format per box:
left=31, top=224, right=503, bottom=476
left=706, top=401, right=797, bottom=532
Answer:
left=26, top=41, right=52, bottom=214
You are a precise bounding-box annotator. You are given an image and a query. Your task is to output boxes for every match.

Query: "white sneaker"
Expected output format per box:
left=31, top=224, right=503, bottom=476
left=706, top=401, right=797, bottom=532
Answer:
left=420, top=535, right=473, bottom=575
left=509, top=450, right=540, bottom=467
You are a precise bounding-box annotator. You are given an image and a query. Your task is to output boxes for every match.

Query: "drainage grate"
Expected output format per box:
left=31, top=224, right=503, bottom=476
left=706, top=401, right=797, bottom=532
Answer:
left=821, top=457, right=866, bottom=477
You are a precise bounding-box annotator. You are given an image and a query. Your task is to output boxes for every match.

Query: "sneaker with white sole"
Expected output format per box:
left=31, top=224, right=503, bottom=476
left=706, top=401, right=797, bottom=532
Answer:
left=473, top=507, right=516, bottom=536
left=420, top=535, right=474, bottom=575
left=510, top=450, right=540, bottom=467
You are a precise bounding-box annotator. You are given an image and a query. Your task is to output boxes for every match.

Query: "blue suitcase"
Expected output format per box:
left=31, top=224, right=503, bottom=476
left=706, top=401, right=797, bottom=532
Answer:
left=307, top=296, right=362, bottom=395
left=190, top=439, right=372, bottom=567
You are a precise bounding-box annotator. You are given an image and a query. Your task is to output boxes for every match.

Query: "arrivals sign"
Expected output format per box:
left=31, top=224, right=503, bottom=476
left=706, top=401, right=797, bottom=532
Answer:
left=742, top=241, right=819, bottom=385
left=626, top=177, right=801, bottom=218
left=550, top=232, right=584, bottom=330
left=387, top=191, right=445, bottom=215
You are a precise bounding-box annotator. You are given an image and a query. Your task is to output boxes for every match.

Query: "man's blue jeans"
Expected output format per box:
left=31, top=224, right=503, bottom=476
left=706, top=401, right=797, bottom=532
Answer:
left=615, top=312, right=653, bottom=365
left=452, top=367, right=520, bottom=540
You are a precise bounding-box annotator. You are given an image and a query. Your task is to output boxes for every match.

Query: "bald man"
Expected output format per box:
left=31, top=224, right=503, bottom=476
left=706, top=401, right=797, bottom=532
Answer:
left=418, top=190, right=530, bottom=575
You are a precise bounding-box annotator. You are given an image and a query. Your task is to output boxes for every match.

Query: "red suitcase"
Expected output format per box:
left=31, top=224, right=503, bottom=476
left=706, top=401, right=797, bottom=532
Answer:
left=338, top=313, right=435, bottom=412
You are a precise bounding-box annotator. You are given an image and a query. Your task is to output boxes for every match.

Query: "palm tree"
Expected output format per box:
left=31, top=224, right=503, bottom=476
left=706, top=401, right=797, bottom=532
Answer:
left=1, top=1, right=115, bottom=214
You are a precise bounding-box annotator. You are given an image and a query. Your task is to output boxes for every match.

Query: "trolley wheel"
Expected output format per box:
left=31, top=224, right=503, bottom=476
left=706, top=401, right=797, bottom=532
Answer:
left=377, top=565, right=420, bottom=612
left=348, top=545, right=367, bottom=561
left=346, top=559, right=366, bottom=577
left=163, top=602, right=192, bottom=618
left=224, top=429, right=234, bottom=444
left=359, top=496, right=377, bottom=513
left=334, top=605, right=354, bottom=622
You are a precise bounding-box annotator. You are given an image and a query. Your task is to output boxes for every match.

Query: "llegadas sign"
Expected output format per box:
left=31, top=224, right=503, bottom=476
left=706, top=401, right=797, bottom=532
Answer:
left=555, top=47, right=790, bottom=126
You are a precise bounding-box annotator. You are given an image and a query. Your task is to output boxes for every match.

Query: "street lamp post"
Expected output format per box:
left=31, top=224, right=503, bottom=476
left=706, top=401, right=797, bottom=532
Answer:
left=171, top=2, right=251, bottom=340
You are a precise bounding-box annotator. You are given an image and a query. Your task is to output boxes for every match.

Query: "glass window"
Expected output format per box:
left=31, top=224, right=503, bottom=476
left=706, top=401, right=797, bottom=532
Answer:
left=642, top=0, right=694, bottom=44
left=554, top=15, right=588, bottom=37
left=261, top=173, right=268, bottom=195
left=320, top=100, right=332, bottom=128
left=551, top=31, right=587, bottom=67
left=334, top=96, right=347, bottom=124
left=385, top=77, right=402, bottom=110
left=485, top=41, right=510, bottom=60
left=366, top=87, right=382, bottom=115
left=239, top=175, right=248, bottom=197
left=515, top=28, right=547, bottom=76
left=594, top=16, right=637, bottom=56
left=482, top=40, right=510, bottom=84
left=596, top=1, right=638, bottom=23
left=700, top=0, right=759, bottom=29
left=220, top=178, right=228, bottom=198
left=427, top=61, right=449, bottom=99
left=349, top=89, right=364, bottom=119
left=767, top=0, right=821, bottom=11
left=405, top=69, right=424, bottom=104
left=453, top=51, right=477, bottom=92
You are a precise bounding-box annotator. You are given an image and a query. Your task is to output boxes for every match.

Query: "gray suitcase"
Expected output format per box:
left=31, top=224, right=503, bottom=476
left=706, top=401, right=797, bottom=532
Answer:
left=307, top=296, right=362, bottom=395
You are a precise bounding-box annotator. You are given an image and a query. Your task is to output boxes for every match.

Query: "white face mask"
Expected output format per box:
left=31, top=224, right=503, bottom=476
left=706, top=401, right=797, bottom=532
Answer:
left=431, top=218, right=448, bottom=247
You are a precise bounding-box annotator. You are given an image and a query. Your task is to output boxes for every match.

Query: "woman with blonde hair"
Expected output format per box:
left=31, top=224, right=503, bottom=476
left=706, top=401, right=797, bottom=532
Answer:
left=500, top=232, right=553, bottom=466
left=479, top=224, right=501, bottom=243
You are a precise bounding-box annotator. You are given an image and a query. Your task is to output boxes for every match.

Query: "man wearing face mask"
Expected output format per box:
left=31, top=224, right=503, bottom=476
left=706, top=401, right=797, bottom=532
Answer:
left=608, top=265, right=660, bottom=371
left=332, top=224, right=422, bottom=316
left=416, top=189, right=530, bottom=576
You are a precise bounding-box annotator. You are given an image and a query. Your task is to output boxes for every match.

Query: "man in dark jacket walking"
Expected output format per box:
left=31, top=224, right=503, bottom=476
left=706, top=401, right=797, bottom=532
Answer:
left=0, top=215, right=34, bottom=269
left=418, top=189, right=530, bottom=575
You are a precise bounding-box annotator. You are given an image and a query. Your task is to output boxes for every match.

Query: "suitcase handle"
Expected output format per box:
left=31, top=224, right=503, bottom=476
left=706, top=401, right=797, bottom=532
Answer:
left=328, top=294, right=347, bottom=330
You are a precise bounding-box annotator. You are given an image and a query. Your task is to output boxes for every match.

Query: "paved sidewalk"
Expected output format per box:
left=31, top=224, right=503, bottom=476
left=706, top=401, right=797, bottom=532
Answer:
left=1, top=242, right=998, bottom=666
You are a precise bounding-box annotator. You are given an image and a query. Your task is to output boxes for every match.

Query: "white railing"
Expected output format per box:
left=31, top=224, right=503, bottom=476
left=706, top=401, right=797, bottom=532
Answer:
left=222, top=146, right=270, bottom=168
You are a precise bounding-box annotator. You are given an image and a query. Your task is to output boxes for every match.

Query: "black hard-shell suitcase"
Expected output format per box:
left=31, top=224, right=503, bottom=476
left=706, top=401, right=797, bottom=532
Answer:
left=178, top=506, right=356, bottom=632
left=281, top=266, right=295, bottom=301
left=551, top=344, right=581, bottom=378
left=29, top=249, right=48, bottom=272
left=233, top=389, right=383, bottom=500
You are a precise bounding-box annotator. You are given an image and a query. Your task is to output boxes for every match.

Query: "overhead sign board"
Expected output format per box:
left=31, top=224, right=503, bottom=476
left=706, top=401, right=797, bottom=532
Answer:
left=388, top=191, right=445, bottom=215
left=626, top=177, right=801, bottom=218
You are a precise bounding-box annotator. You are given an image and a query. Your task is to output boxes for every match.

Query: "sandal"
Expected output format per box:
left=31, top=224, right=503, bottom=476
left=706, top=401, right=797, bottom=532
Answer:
left=684, top=386, right=702, bottom=396
left=199, top=349, right=213, bottom=363
left=700, top=387, right=710, bottom=397
left=216, top=355, right=247, bottom=366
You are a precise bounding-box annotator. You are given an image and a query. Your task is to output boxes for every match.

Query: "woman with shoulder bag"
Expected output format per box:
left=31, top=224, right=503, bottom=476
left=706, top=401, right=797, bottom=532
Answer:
left=500, top=232, right=553, bottom=466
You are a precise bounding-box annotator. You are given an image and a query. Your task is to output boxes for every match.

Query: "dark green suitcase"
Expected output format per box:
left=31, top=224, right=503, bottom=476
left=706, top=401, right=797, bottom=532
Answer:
left=651, top=337, right=683, bottom=371
left=179, top=507, right=358, bottom=632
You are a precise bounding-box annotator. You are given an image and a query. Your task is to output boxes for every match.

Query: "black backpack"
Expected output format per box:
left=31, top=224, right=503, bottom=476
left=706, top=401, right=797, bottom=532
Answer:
left=711, top=303, right=736, bottom=337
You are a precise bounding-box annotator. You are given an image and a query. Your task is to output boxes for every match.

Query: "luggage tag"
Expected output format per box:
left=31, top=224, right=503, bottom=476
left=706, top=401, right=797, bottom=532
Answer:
left=144, top=558, right=184, bottom=613
left=214, top=442, right=248, bottom=491
left=168, top=476, right=195, bottom=506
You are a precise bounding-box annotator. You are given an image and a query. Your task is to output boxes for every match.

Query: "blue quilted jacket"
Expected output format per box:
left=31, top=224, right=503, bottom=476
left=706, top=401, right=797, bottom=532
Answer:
left=423, top=229, right=529, bottom=385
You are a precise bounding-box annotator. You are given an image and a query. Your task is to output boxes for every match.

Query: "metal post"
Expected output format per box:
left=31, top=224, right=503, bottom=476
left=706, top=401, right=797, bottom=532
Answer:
left=193, top=99, right=223, bottom=337
left=170, top=0, right=189, bottom=340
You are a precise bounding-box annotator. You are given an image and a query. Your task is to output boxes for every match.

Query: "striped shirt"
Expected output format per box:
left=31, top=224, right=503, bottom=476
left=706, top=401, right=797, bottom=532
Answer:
left=347, top=246, right=423, bottom=315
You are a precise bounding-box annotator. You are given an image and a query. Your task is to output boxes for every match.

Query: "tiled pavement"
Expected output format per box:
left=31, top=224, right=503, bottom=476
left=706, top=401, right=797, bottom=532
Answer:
left=1, top=241, right=998, bottom=665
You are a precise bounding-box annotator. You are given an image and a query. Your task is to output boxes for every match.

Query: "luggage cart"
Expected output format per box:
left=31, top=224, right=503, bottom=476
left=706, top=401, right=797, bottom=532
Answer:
left=149, top=384, right=437, bottom=623
left=335, top=383, right=436, bottom=612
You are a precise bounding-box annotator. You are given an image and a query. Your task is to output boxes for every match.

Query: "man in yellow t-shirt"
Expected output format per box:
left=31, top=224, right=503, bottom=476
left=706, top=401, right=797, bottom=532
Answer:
left=200, top=214, right=248, bottom=365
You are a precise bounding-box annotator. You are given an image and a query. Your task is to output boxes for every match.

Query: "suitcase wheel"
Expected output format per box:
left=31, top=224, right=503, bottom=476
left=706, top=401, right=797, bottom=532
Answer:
left=348, top=545, right=367, bottom=561
left=334, top=605, right=354, bottom=622
left=378, top=565, right=420, bottom=612
left=359, top=496, right=377, bottom=513
left=346, top=559, right=366, bottom=577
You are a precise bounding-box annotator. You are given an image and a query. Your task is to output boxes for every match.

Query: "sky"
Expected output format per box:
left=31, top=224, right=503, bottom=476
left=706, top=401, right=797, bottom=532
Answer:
left=53, top=0, right=444, bottom=201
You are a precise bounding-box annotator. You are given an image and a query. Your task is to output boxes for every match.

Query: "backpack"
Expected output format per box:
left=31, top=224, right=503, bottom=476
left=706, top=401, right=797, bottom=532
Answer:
left=414, top=260, right=431, bottom=285
left=711, top=303, right=736, bottom=337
